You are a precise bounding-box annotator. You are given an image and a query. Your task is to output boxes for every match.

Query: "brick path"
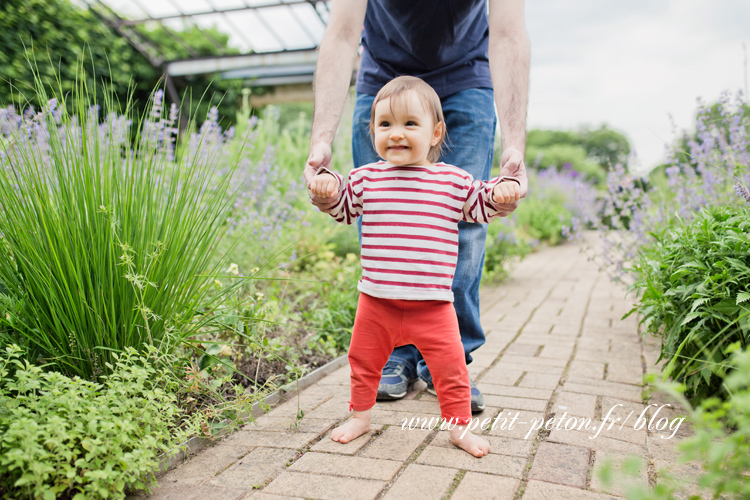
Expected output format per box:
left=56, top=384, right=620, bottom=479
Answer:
left=137, top=239, right=705, bottom=500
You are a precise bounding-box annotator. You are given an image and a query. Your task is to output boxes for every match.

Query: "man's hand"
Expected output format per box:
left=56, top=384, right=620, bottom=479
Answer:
left=305, top=142, right=332, bottom=186
left=309, top=172, right=340, bottom=199
left=492, top=147, right=528, bottom=215
left=492, top=179, right=521, bottom=204
left=500, top=147, right=528, bottom=196
left=305, top=142, right=339, bottom=210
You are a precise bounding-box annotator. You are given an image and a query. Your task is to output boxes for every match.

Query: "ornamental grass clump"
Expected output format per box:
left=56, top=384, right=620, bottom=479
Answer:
left=0, top=69, right=246, bottom=380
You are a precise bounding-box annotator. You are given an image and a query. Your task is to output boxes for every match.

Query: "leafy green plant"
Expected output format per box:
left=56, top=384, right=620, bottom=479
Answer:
left=0, top=344, right=193, bottom=500
left=0, top=64, right=247, bottom=380
left=482, top=224, right=528, bottom=284
left=298, top=249, right=360, bottom=352
left=514, top=193, right=571, bottom=246
left=627, top=205, right=750, bottom=403
left=598, top=343, right=750, bottom=500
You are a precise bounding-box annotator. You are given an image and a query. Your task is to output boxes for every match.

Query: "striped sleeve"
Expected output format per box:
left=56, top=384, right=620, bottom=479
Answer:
left=462, top=175, right=522, bottom=223
left=316, top=167, right=363, bottom=225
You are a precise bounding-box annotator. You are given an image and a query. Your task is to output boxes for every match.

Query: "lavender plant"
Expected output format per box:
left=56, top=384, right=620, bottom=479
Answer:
left=596, top=91, right=750, bottom=401
left=598, top=92, right=750, bottom=281
left=0, top=70, right=249, bottom=380
left=483, top=165, right=601, bottom=283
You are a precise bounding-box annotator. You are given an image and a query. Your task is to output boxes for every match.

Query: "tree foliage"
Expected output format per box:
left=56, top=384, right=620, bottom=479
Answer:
left=522, top=125, right=631, bottom=185
left=0, top=0, right=243, bottom=124
left=0, top=0, right=156, bottom=111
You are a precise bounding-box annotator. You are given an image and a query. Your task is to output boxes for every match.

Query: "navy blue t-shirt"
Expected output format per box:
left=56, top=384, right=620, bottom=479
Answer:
left=355, top=0, right=492, bottom=98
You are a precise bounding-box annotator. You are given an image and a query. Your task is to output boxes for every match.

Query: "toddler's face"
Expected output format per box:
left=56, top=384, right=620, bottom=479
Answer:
left=372, top=91, right=443, bottom=167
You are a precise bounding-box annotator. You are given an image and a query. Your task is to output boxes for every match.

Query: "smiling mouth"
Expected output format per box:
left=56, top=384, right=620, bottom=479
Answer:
left=388, top=146, right=409, bottom=150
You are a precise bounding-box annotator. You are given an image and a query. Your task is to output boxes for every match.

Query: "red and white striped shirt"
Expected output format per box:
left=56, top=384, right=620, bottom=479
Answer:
left=321, top=161, right=517, bottom=302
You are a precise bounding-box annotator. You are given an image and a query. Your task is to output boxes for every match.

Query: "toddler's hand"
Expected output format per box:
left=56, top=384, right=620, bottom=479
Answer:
left=309, top=173, right=340, bottom=198
left=492, top=180, right=521, bottom=204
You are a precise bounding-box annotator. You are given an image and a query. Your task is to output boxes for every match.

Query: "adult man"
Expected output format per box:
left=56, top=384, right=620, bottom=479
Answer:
left=304, top=0, right=530, bottom=412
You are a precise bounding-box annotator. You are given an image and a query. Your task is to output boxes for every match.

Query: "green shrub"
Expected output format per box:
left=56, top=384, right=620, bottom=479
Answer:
left=514, top=194, right=570, bottom=246
left=0, top=344, right=191, bottom=500
left=627, top=205, right=750, bottom=403
left=599, top=343, right=750, bottom=500
left=527, top=143, right=606, bottom=184
left=273, top=242, right=360, bottom=353
left=483, top=223, right=529, bottom=284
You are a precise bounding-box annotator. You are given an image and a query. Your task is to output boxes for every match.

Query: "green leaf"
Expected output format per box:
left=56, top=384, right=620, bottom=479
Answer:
left=680, top=312, right=702, bottom=326
left=691, top=297, right=711, bottom=312
left=198, top=354, right=218, bottom=371
left=737, top=292, right=750, bottom=305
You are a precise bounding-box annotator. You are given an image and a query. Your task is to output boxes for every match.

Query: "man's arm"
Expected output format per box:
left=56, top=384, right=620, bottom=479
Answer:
left=305, top=0, right=368, bottom=190
left=488, top=0, right=530, bottom=208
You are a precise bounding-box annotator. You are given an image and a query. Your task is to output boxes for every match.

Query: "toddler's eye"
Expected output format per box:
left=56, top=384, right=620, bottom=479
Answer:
left=379, top=121, right=390, bottom=127
left=406, top=121, right=417, bottom=126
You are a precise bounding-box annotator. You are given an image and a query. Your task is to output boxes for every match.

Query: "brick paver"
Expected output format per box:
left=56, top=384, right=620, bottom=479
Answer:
left=133, top=237, right=705, bottom=500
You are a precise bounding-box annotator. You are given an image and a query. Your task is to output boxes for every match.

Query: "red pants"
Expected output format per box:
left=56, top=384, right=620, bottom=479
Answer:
left=348, top=293, right=472, bottom=425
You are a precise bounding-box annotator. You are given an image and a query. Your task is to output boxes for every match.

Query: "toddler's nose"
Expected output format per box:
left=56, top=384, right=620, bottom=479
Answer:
left=390, top=128, right=404, bottom=140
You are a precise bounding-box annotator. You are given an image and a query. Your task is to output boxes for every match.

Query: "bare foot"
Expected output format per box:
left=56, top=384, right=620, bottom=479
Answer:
left=331, top=410, right=371, bottom=444
left=449, top=426, right=491, bottom=457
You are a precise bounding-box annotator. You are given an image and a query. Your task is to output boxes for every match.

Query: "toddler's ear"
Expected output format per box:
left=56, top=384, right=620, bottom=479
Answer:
left=431, top=121, right=445, bottom=146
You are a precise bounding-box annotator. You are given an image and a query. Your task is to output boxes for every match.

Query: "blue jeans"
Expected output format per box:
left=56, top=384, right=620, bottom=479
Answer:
left=351, top=88, right=496, bottom=386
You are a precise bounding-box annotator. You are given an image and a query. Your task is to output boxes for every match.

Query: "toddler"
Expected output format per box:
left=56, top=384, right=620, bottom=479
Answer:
left=308, top=75, right=521, bottom=457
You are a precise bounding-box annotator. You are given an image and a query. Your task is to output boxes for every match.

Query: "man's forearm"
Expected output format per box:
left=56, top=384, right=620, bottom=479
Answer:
left=311, top=0, right=367, bottom=146
left=310, top=26, right=362, bottom=147
left=489, top=31, right=530, bottom=153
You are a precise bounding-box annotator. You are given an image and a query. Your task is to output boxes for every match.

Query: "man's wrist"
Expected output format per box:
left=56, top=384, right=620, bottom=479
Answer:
left=501, top=144, right=526, bottom=155
left=310, top=126, right=338, bottom=149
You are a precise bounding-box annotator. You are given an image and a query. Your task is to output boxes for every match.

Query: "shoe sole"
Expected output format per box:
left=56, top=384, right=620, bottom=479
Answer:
left=376, top=382, right=412, bottom=400
left=471, top=403, right=485, bottom=413
left=428, top=386, right=484, bottom=412
left=376, top=390, right=407, bottom=400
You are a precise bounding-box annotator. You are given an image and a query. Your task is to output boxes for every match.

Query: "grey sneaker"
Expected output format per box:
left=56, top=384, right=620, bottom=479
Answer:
left=426, top=377, right=485, bottom=413
left=469, top=378, right=485, bottom=413
left=376, top=362, right=415, bottom=400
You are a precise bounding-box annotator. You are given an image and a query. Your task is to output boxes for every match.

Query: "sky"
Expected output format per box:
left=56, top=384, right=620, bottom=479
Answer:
left=525, top=0, right=749, bottom=173
left=98, top=0, right=750, bottom=174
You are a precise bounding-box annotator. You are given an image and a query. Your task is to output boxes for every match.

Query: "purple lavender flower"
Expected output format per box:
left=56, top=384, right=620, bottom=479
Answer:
left=736, top=182, right=750, bottom=205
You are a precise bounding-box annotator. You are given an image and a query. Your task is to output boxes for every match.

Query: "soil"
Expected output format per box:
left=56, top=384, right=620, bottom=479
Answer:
left=231, top=348, right=333, bottom=390
left=224, top=316, right=339, bottom=396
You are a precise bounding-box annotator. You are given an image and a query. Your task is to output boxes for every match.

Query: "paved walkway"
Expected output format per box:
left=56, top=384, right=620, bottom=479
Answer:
left=138, top=239, right=705, bottom=500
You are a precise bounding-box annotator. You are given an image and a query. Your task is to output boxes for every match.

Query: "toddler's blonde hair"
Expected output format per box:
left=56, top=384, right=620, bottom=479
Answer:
left=369, top=76, right=447, bottom=163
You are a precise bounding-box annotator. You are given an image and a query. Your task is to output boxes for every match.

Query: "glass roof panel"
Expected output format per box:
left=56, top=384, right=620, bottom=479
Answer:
left=210, top=0, right=249, bottom=9
left=128, top=0, right=179, bottom=18
left=290, top=3, right=326, bottom=40
left=191, top=12, right=255, bottom=52
left=256, top=5, right=315, bottom=50
left=81, top=0, right=331, bottom=78
left=231, top=10, right=282, bottom=52
left=168, top=0, right=215, bottom=16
